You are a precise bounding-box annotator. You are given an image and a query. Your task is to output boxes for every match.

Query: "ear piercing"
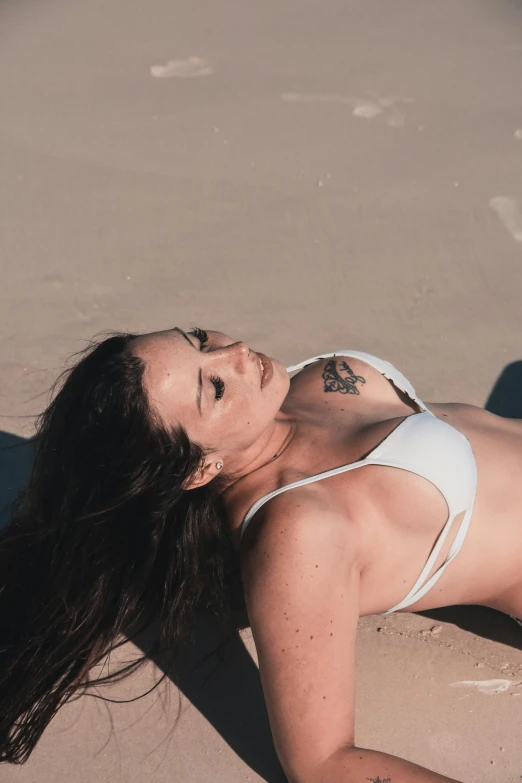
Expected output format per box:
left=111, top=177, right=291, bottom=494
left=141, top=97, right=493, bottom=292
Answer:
left=216, top=462, right=223, bottom=470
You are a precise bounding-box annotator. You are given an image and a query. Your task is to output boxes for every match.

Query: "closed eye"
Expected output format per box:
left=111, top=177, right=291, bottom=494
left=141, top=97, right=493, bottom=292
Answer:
left=209, top=375, right=225, bottom=400
left=188, top=327, right=225, bottom=401
left=189, top=326, right=209, bottom=349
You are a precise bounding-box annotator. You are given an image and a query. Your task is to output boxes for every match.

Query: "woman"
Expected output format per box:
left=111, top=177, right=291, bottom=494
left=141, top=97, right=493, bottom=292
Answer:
left=1, top=326, right=521, bottom=782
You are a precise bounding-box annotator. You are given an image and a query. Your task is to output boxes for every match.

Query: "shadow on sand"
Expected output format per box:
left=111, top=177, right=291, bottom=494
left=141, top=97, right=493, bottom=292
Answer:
left=2, top=360, right=522, bottom=780
left=132, top=607, right=287, bottom=782
left=0, top=431, right=36, bottom=532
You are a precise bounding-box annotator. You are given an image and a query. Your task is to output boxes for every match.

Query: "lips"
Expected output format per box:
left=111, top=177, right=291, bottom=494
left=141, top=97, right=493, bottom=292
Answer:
left=256, top=352, right=273, bottom=389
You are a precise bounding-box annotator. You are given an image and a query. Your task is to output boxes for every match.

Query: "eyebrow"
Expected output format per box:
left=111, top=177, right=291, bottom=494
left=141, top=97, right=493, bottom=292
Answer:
left=173, top=327, right=203, bottom=416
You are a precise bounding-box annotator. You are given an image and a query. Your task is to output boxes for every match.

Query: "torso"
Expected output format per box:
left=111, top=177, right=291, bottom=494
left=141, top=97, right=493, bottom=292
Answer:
left=223, top=355, right=522, bottom=619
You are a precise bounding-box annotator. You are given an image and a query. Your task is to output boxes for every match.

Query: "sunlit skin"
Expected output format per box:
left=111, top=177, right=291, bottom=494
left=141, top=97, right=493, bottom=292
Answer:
left=133, top=326, right=522, bottom=781
left=132, top=327, right=295, bottom=490
left=132, top=326, right=522, bottom=618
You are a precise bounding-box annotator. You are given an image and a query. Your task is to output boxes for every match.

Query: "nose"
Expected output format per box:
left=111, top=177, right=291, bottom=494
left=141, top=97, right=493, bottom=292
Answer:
left=216, top=341, right=250, bottom=374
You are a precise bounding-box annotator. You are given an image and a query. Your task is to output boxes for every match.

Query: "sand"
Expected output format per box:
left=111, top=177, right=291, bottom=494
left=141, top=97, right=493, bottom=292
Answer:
left=1, top=0, right=522, bottom=779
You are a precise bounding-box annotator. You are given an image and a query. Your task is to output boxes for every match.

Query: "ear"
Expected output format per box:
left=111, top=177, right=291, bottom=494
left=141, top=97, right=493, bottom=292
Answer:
left=182, top=460, right=223, bottom=491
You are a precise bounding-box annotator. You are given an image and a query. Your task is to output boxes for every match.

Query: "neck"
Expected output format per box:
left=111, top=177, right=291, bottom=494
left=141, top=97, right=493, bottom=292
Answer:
left=221, top=414, right=298, bottom=494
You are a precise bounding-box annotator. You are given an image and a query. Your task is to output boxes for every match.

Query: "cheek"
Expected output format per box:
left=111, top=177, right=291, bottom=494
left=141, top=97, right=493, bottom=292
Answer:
left=232, top=401, right=258, bottom=431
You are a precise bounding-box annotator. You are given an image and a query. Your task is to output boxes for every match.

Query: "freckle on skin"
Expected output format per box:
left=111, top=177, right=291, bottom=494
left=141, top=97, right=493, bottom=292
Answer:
left=310, top=635, right=313, bottom=640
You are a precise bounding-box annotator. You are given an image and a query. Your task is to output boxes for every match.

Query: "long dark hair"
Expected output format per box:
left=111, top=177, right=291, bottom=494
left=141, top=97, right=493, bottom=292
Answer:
left=0, top=332, right=239, bottom=763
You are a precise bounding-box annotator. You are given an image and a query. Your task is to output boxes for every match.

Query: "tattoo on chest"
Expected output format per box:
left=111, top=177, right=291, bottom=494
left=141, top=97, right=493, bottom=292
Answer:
left=322, top=360, right=366, bottom=396
left=366, top=777, right=391, bottom=783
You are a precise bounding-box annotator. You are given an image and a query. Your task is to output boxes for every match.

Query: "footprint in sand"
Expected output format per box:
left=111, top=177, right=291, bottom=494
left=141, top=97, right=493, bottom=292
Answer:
left=150, top=57, right=214, bottom=79
left=280, top=93, right=414, bottom=127
left=450, top=679, right=520, bottom=695
left=489, top=196, right=522, bottom=243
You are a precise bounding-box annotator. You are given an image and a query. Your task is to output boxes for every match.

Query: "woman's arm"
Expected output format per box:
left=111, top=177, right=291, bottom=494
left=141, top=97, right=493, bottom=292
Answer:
left=241, top=493, right=464, bottom=783
left=317, top=744, right=462, bottom=782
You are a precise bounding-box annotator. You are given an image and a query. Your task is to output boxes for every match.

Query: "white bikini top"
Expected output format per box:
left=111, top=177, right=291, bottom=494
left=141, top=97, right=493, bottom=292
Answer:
left=240, top=351, right=478, bottom=614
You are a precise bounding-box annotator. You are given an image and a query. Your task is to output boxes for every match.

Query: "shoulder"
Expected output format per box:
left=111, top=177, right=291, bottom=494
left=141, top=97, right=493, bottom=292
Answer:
left=287, top=353, right=405, bottom=411
left=288, top=354, right=375, bottom=391
left=240, top=480, right=361, bottom=636
left=240, top=483, right=358, bottom=589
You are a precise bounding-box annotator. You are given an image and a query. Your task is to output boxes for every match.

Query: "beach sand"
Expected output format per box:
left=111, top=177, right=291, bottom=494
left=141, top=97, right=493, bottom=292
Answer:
left=1, top=0, right=522, bottom=779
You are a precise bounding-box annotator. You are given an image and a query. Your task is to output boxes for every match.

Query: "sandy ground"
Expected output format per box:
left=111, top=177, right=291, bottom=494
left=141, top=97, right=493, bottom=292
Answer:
left=1, top=0, right=522, bottom=780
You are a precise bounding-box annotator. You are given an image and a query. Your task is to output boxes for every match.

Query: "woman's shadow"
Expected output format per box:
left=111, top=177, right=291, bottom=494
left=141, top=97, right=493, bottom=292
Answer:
left=2, top=360, right=522, bottom=781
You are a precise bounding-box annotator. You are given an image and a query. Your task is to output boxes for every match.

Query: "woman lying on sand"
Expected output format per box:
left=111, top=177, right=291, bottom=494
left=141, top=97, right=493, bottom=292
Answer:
left=2, top=326, right=521, bottom=782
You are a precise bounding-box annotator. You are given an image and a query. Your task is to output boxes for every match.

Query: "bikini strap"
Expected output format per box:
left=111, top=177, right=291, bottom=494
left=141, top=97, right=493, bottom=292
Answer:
left=240, top=456, right=374, bottom=537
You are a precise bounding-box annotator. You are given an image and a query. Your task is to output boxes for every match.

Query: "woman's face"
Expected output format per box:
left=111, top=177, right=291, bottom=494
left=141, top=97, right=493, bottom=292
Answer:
left=133, top=327, right=291, bottom=469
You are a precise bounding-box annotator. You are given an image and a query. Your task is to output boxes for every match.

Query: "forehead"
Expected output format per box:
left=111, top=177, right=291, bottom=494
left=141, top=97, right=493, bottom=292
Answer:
left=133, top=329, right=195, bottom=421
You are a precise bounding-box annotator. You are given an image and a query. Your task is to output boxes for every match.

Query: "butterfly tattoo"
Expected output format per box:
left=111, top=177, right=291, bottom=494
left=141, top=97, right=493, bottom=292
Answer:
left=322, top=360, right=366, bottom=396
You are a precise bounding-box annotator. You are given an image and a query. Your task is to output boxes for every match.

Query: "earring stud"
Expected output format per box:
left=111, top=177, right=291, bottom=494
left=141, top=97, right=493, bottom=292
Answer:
left=216, top=462, right=223, bottom=470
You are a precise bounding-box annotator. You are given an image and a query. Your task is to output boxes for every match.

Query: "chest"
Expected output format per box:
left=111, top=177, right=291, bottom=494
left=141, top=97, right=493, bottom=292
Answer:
left=228, top=358, right=424, bottom=549
left=285, top=354, right=420, bottom=422
left=280, top=355, right=424, bottom=488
